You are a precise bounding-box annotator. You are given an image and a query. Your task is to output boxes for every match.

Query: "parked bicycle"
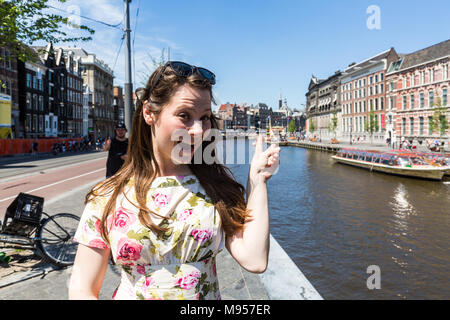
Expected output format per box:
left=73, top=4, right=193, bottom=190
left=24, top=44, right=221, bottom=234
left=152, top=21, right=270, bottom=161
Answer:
left=0, top=193, right=80, bottom=268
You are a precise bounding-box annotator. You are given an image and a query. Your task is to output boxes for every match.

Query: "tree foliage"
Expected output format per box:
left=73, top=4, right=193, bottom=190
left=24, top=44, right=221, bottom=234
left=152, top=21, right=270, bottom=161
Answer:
left=328, top=111, right=338, bottom=138
left=0, top=0, right=95, bottom=63
left=429, top=95, right=449, bottom=138
left=288, top=118, right=296, bottom=133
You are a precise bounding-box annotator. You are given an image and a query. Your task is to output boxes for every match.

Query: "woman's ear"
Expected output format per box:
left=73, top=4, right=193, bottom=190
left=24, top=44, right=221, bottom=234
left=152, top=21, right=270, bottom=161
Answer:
left=142, top=101, right=154, bottom=126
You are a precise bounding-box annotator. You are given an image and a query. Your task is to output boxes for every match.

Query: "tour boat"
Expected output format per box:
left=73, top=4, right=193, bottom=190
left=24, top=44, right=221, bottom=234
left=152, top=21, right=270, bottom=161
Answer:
left=332, top=149, right=447, bottom=181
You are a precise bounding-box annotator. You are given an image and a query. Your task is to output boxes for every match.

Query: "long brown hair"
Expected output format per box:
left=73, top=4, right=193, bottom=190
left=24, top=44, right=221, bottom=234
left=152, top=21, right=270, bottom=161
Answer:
left=86, top=63, right=251, bottom=244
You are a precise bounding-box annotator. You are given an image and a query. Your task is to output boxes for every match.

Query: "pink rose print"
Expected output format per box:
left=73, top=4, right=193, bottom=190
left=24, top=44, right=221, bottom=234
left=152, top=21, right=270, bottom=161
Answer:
left=136, top=265, right=146, bottom=275
left=191, top=229, right=213, bottom=244
left=112, top=207, right=136, bottom=233
left=88, top=239, right=109, bottom=249
left=177, top=209, right=193, bottom=221
left=143, top=277, right=155, bottom=290
left=174, top=271, right=201, bottom=290
left=116, top=237, right=142, bottom=263
left=94, top=219, right=103, bottom=234
left=153, top=192, right=170, bottom=208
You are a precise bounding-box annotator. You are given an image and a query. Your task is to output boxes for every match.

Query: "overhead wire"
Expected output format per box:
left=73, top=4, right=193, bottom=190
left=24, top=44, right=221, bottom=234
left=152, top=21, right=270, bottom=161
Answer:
left=47, top=5, right=123, bottom=29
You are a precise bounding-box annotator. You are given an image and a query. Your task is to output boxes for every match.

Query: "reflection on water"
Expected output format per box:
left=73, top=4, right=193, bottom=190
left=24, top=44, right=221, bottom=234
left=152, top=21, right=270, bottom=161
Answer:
left=227, top=141, right=450, bottom=299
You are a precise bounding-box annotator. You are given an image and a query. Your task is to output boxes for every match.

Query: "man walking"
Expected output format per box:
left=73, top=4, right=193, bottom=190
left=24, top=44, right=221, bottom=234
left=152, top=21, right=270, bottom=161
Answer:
left=104, top=122, right=129, bottom=178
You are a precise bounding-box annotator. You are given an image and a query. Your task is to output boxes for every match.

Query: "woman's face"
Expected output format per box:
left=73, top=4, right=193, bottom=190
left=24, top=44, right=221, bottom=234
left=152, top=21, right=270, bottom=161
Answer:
left=145, top=84, right=212, bottom=173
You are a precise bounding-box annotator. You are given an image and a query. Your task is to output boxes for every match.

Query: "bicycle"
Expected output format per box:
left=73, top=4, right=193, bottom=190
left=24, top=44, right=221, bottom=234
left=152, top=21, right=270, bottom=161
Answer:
left=0, top=193, right=80, bottom=268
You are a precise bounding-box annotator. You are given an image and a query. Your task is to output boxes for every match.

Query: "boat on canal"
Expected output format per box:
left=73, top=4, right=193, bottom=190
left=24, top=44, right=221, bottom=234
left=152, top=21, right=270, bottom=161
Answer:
left=332, top=148, right=448, bottom=181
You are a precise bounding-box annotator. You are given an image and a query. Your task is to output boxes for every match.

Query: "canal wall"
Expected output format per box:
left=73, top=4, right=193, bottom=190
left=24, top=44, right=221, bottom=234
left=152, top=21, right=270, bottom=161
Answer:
left=259, top=234, right=323, bottom=300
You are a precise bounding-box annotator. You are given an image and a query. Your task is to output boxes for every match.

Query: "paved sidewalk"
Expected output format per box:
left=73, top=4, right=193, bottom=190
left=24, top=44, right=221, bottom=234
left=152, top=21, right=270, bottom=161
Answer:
left=0, top=181, right=269, bottom=300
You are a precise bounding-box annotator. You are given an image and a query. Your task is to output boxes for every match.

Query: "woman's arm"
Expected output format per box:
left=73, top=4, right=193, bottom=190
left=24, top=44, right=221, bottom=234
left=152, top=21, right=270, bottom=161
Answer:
left=68, top=244, right=111, bottom=299
left=226, top=135, right=280, bottom=273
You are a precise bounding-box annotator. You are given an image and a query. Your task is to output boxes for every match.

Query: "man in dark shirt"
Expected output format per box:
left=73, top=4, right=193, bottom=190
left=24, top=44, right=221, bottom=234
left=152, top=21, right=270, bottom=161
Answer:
left=104, top=122, right=129, bottom=178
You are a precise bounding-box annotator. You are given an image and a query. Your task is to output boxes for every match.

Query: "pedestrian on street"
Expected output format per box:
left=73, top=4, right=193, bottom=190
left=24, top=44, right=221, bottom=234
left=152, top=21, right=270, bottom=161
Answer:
left=69, top=61, right=280, bottom=300
left=103, top=123, right=129, bottom=178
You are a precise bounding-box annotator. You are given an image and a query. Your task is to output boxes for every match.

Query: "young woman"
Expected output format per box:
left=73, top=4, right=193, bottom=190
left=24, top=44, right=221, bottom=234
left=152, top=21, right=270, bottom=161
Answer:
left=68, top=61, right=280, bottom=300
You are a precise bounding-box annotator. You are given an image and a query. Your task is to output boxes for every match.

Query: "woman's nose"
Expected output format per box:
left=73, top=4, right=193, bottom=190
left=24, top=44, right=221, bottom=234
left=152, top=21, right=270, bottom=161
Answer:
left=188, top=120, right=203, bottom=137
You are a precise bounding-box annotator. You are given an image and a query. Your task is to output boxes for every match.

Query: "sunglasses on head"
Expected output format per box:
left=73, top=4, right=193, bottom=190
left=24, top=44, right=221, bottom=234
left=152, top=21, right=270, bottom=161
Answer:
left=135, top=61, right=216, bottom=102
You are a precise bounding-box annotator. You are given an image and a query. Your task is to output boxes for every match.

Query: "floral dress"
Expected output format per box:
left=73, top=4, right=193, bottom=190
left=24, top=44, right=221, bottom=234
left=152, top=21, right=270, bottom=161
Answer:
left=74, top=175, right=224, bottom=300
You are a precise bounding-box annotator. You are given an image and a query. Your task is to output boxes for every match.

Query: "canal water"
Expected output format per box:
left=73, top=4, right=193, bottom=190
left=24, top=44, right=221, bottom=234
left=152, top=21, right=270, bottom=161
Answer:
left=222, top=138, right=450, bottom=299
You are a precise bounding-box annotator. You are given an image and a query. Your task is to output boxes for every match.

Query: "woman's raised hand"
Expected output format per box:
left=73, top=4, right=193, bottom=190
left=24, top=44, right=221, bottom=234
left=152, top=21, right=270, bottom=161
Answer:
left=249, top=134, right=281, bottom=185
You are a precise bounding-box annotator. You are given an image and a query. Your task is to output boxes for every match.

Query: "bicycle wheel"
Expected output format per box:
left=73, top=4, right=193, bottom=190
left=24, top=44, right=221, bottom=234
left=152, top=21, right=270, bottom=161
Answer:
left=36, top=213, right=80, bottom=267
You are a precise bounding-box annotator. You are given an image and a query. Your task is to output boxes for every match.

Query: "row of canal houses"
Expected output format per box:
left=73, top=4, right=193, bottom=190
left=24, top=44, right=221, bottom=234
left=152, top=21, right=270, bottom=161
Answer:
left=0, top=43, right=123, bottom=141
left=306, top=39, right=450, bottom=145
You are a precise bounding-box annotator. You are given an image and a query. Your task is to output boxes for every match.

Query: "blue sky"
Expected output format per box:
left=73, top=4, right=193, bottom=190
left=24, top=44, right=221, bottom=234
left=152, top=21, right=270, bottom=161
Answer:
left=46, top=0, right=450, bottom=111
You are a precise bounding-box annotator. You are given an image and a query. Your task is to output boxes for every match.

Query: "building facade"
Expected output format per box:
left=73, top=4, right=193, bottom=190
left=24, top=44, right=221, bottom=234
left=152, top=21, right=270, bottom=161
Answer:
left=386, top=39, right=450, bottom=146
left=0, top=45, right=19, bottom=138
left=62, top=48, right=115, bottom=141
left=113, top=86, right=125, bottom=125
left=306, top=71, right=342, bottom=139
left=340, top=48, right=399, bottom=144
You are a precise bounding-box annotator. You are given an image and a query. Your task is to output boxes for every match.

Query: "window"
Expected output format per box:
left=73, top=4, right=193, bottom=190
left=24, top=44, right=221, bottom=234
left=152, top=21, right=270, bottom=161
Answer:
left=38, top=115, right=43, bottom=132
left=390, top=82, right=394, bottom=91
left=430, top=69, right=434, bottom=82
left=429, top=91, right=434, bottom=107
left=410, top=118, right=414, bottom=135
left=32, top=114, right=37, bottom=132
left=428, top=116, right=433, bottom=135
left=380, top=73, right=384, bottom=81
left=26, top=93, right=31, bottom=109
left=375, top=75, right=378, bottom=83
left=380, top=84, right=384, bottom=93
left=420, top=93, right=424, bottom=108
left=375, top=85, right=378, bottom=95
left=26, top=74, right=31, bottom=87
left=369, top=76, right=373, bottom=85
left=419, top=117, right=424, bottom=135
left=402, top=118, right=406, bottom=135
left=421, top=71, right=425, bottom=84
left=410, top=95, right=414, bottom=109
left=403, top=96, right=407, bottom=110
left=444, top=65, right=448, bottom=80
left=375, top=98, right=379, bottom=110
left=39, top=96, right=43, bottom=111
left=33, top=94, right=37, bottom=110
left=381, top=97, right=384, bottom=110
left=443, top=88, right=448, bottom=106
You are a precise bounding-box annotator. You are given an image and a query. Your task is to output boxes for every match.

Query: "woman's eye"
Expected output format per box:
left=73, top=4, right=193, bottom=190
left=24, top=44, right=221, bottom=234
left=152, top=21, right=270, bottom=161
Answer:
left=201, top=115, right=211, bottom=121
left=178, top=113, right=189, bottom=120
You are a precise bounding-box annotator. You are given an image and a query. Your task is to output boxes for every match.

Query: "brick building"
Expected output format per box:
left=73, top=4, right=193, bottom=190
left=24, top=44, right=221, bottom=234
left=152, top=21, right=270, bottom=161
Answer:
left=340, top=48, right=399, bottom=144
left=386, top=39, right=449, bottom=146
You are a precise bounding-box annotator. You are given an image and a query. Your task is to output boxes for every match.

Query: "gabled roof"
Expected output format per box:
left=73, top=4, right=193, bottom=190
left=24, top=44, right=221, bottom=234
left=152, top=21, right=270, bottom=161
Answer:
left=344, top=48, right=394, bottom=73
left=398, top=39, right=450, bottom=71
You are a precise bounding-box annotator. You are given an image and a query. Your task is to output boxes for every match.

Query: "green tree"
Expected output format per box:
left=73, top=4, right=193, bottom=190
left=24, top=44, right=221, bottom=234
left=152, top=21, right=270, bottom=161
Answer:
left=308, top=118, right=316, bottom=133
left=429, top=94, right=449, bottom=150
left=0, top=0, right=95, bottom=63
left=365, top=101, right=379, bottom=144
left=328, top=111, right=338, bottom=138
left=288, top=118, right=296, bottom=133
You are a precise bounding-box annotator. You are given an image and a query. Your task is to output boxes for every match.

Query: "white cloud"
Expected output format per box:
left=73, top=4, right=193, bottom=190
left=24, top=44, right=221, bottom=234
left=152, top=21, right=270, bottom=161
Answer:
left=45, top=0, right=183, bottom=89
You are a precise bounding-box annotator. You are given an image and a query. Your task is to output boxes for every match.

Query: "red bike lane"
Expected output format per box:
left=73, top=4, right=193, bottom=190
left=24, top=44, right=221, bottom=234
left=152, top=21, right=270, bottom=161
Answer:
left=0, top=158, right=107, bottom=222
